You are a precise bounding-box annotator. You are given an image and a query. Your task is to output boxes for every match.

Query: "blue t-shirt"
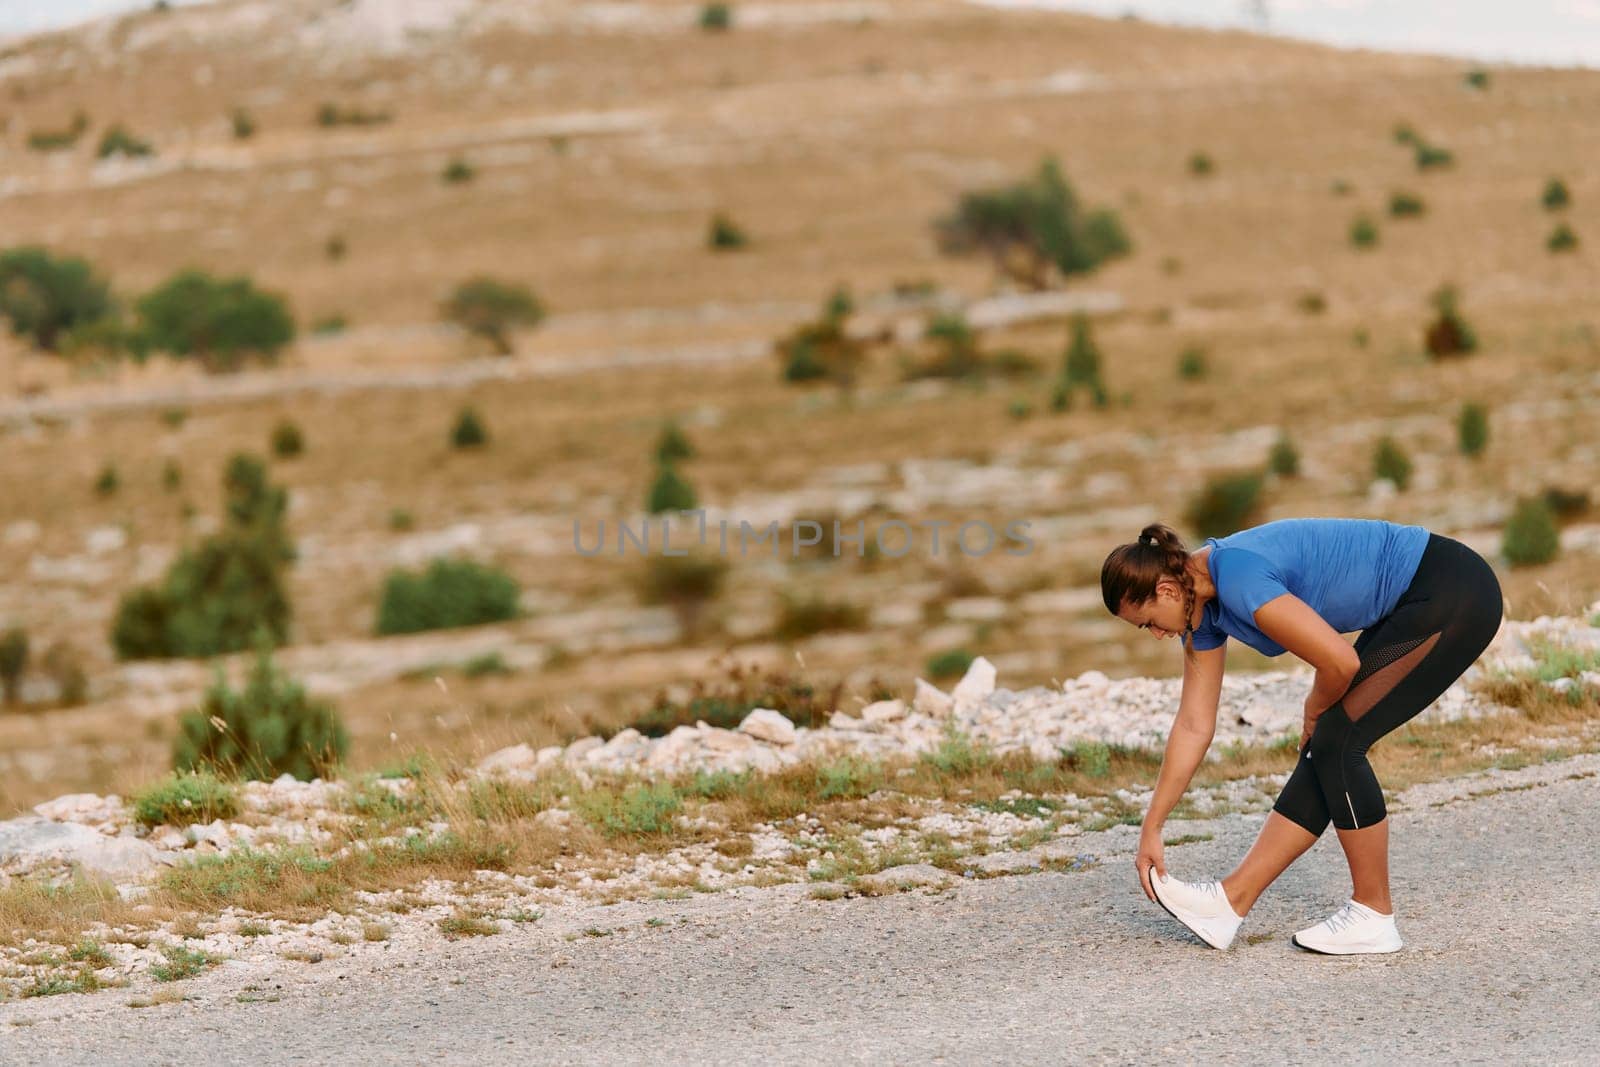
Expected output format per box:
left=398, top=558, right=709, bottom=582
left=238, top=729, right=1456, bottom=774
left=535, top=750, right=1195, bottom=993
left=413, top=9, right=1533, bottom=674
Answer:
left=1189, top=517, right=1431, bottom=656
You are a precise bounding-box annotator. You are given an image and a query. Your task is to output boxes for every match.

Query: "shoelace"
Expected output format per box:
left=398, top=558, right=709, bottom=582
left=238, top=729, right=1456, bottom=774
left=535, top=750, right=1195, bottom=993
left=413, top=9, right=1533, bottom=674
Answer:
left=1322, top=902, right=1365, bottom=935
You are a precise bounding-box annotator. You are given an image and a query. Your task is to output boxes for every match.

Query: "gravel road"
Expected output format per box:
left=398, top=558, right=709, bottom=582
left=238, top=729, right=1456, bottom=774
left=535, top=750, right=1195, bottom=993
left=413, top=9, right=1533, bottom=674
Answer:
left=4, top=753, right=1597, bottom=1066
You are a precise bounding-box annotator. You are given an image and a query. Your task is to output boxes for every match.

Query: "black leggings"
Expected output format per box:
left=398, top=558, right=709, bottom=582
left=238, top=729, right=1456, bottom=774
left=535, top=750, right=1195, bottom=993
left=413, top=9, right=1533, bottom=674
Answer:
left=1272, top=532, right=1504, bottom=834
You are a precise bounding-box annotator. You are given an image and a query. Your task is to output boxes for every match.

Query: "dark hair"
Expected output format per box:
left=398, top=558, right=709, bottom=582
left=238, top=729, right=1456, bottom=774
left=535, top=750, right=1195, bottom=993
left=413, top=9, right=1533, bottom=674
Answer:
left=1101, top=522, right=1199, bottom=658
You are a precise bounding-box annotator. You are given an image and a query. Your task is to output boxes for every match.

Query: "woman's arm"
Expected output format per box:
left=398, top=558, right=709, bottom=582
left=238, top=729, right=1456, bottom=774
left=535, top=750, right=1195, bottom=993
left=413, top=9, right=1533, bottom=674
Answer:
left=1136, top=642, right=1226, bottom=900
left=1250, top=593, right=1359, bottom=745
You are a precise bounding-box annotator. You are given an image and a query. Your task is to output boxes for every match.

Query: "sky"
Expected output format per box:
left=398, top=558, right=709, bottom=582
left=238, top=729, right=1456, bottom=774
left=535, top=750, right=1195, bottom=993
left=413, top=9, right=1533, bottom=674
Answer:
left=2, top=0, right=1598, bottom=68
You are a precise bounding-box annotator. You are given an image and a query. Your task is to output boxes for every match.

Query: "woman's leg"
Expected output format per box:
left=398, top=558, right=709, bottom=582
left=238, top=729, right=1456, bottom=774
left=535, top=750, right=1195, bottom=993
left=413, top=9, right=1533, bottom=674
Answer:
left=1220, top=811, right=1319, bottom=915
left=1307, top=536, right=1503, bottom=910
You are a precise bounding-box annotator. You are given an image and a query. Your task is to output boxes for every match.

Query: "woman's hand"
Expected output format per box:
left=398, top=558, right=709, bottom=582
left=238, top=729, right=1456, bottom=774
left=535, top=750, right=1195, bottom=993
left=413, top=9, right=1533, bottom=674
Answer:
left=1300, top=698, right=1322, bottom=750
left=1136, top=827, right=1166, bottom=902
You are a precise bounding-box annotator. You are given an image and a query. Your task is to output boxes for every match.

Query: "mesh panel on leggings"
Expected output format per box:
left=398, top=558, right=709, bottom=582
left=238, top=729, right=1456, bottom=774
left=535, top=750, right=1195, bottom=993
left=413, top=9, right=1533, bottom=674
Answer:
left=1343, top=631, right=1442, bottom=722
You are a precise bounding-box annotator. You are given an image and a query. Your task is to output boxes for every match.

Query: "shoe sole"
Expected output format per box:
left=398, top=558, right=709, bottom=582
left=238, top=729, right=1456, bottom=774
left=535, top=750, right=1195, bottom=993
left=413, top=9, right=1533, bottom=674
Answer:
left=1149, top=869, right=1235, bottom=950
left=1290, top=932, right=1403, bottom=955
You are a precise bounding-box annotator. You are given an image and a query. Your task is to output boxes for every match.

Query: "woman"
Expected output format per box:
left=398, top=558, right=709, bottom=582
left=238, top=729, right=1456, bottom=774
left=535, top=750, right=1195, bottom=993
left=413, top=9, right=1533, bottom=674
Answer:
left=1100, top=516, right=1503, bottom=954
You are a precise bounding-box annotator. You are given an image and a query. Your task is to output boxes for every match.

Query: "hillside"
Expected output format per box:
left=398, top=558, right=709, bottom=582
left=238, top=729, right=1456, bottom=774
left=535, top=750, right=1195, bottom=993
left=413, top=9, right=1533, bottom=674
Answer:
left=0, top=0, right=1597, bottom=812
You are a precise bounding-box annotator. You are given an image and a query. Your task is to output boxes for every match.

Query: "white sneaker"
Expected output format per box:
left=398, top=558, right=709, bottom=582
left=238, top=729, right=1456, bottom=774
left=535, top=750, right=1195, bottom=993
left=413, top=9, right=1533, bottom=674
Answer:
left=1148, top=867, right=1245, bottom=950
left=1291, top=899, right=1403, bottom=955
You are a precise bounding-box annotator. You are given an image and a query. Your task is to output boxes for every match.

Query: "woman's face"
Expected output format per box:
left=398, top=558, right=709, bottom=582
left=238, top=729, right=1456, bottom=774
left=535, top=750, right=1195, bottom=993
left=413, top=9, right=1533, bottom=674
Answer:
left=1116, top=579, right=1188, bottom=640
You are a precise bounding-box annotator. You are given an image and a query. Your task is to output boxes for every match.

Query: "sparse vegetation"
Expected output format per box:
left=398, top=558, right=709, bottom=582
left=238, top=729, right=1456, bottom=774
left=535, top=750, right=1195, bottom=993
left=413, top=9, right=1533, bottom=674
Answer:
left=647, top=462, right=698, bottom=513
left=376, top=557, right=521, bottom=636
left=777, top=290, right=866, bottom=392
left=231, top=107, right=256, bottom=140
left=94, top=463, right=120, bottom=497
left=1372, top=436, right=1413, bottom=491
left=315, top=102, right=391, bottom=127
left=1187, top=151, right=1214, bottom=177
left=441, top=157, right=475, bottom=184
left=935, top=156, right=1131, bottom=290
left=132, top=770, right=241, bottom=828
left=774, top=589, right=869, bottom=641
left=632, top=552, right=729, bottom=642
left=1349, top=215, right=1379, bottom=249
left=450, top=406, right=488, bottom=449
left=699, top=2, right=733, bottom=31
left=1502, top=497, right=1559, bottom=567
left=1424, top=285, right=1478, bottom=358
left=654, top=419, right=696, bottom=464
left=1268, top=434, right=1299, bottom=478
left=0, top=246, right=114, bottom=351
left=136, top=269, right=296, bottom=372
left=441, top=277, right=544, bottom=355
left=1185, top=471, right=1264, bottom=539
left=708, top=213, right=748, bottom=250
left=1541, top=177, right=1571, bottom=212
left=271, top=419, right=304, bottom=459
left=1547, top=224, right=1578, bottom=253
left=926, top=648, right=975, bottom=680
left=1176, top=345, right=1207, bottom=381
left=1458, top=403, right=1489, bottom=457
left=173, top=640, right=349, bottom=781
left=1388, top=191, right=1425, bottom=217
left=27, top=111, right=88, bottom=152
left=1464, top=69, right=1490, bottom=91
left=96, top=124, right=154, bottom=159
left=0, top=628, right=27, bottom=706
left=110, top=454, right=295, bottom=660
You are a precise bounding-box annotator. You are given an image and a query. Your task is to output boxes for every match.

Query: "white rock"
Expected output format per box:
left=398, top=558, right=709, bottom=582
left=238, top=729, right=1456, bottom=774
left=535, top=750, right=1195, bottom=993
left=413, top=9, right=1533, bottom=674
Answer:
left=860, top=699, right=907, bottom=724
left=701, top=729, right=756, bottom=754
left=738, top=708, right=797, bottom=746
left=827, top=711, right=867, bottom=731
left=563, top=737, right=604, bottom=764
left=857, top=863, right=953, bottom=892
left=0, top=816, right=164, bottom=880
left=950, top=656, right=997, bottom=705
left=476, top=743, right=536, bottom=774
left=912, top=678, right=953, bottom=717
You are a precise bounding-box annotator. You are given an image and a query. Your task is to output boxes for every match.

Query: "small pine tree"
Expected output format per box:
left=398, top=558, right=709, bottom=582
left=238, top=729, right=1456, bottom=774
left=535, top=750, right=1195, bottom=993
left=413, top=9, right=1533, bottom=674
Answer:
left=1188, top=151, right=1214, bottom=177
left=94, top=463, right=120, bottom=497
left=1062, top=314, right=1103, bottom=390
left=162, top=458, right=183, bottom=492
left=173, top=637, right=348, bottom=781
left=1541, top=177, right=1571, bottom=212
left=1463, top=69, right=1490, bottom=91
left=1350, top=215, right=1379, bottom=249
left=699, top=2, right=732, bottom=30
left=1425, top=285, right=1478, bottom=358
left=271, top=419, right=304, bottom=459
left=824, top=284, right=853, bottom=322
left=1388, top=191, right=1426, bottom=218
left=648, top=462, right=698, bottom=514
left=1547, top=224, right=1579, bottom=253
left=708, top=213, right=747, bottom=250
left=1458, top=403, right=1489, bottom=457
left=1502, top=497, right=1559, bottom=567
left=441, top=157, right=475, bottom=183
left=1177, top=346, right=1207, bottom=381
left=1185, top=471, right=1264, bottom=539
left=1414, top=141, right=1453, bottom=171
left=375, top=558, right=520, bottom=636
left=655, top=420, right=695, bottom=464
left=1268, top=434, right=1299, bottom=477
left=0, top=628, right=27, bottom=705
left=230, top=107, right=256, bottom=140
left=451, top=407, right=488, bottom=449
left=1372, top=436, right=1413, bottom=491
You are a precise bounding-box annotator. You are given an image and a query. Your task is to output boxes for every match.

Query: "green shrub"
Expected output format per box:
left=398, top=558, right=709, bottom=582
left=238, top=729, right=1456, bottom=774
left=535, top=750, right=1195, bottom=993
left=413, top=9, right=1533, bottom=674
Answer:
left=441, top=158, right=475, bottom=184
left=1414, top=142, right=1453, bottom=170
left=314, top=102, right=391, bottom=127
left=655, top=420, right=695, bottom=464
left=1176, top=346, right=1207, bottom=381
left=708, top=213, right=747, bottom=250
left=920, top=725, right=993, bottom=777
left=1502, top=498, right=1559, bottom=567
left=450, top=407, right=488, bottom=448
left=903, top=312, right=983, bottom=382
left=1392, top=123, right=1418, bottom=146
left=131, top=770, right=240, bottom=827
left=632, top=552, right=728, bottom=640
left=1330, top=178, right=1353, bottom=196
left=774, top=590, right=868, bottom=641
left=1184, top=470, right=1264, bottom=539
left=647, top=462, right=697, bottom=513
left=0, top=246, right=114, bottom=351
left=111, top=454, right=295, bottom=660
left=40, top=640, right=88, bottom=707
left=1066, top=739, right=1112, bottom=778
left=1424, top=285, right=1477, bottom=358
left=1349, top=215, right=1379, bottom=249
left=1007, top=398, right=1032, bottom=419
left=27, top=111, right=88, bottom=151
left=1296, top=292, right=1327, bottom=315
left=1547, top=224, right=1579, bottom=253
left=1187, top=151, right=1214, bottom=177
left=0, top=628, right=27, bottom=706
left=926, top=648, right=975, bottom=680
left=375, top=557, right=520, bottom=636
left=815, top=756, right=883, bottom=800
left=1060, top=313, right=1107, bottom=406
left=270, top=419, right=304, bottom=458
left=699, top=2, right=733, bottom=30
left=312, top=314, right=347, bottom=335
left=93, top=463, right=120, bottom=497
left=777, top=294, right=865, bottom=389
left=1541, top=177, right=1571, bottom=212
left=935, top=156, right=1130, bottom=289
left=173, top=642, right=348, bottom=781
left=461, top=651, right=510, bottom=678
left=824, top=284, right=854, bottom=321
left=1268, top=433, right=1299, bottom=477
left=1541, top=486, right=1591, bottom=522
left=1388, top=191, right=1425, bottom=217
left=577, top=783, right=682, bottom=837
left=441, top=277, right=544, bottom=355
left=136, top=269, right=295, bottom=372
left=1463, top=69, right=1490, bottom=91
left=325, top=235, right=347, bottom=261
left=388, top=509, right=415, bottom=532
left=231, top=107, right=256, bottom=140
left=1372, top=436, right=1412, bottom=490
left=162, top=459, right=183, bottom=492
left=96, top=124, right=154, bottom=159
left=1458, top=403, right=1489, bottom=457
